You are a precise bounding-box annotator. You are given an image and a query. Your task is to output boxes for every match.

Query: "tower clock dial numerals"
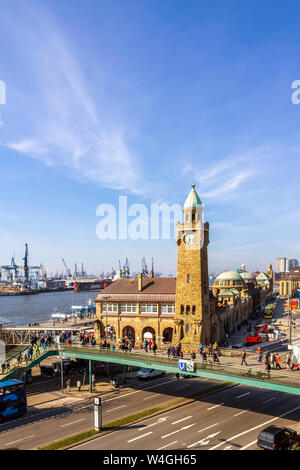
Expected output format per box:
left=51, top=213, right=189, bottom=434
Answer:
left=184, top=232, right=195, bottom=245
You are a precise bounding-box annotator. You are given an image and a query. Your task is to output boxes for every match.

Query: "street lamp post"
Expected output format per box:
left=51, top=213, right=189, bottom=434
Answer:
left=287, top=273, right=293, bottom=354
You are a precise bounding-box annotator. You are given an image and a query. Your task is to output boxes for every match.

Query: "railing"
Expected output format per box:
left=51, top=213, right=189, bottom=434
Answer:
left=1, top=343, right=299, bottom=393
left=58, top=344, right=300, bottom=390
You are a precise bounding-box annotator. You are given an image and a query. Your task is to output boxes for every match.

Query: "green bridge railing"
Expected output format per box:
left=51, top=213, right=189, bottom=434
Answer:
left=1, top=344, right=300, bottom=395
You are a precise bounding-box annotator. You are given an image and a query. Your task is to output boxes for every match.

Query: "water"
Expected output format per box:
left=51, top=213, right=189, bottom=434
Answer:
left=0, top=290, right=98, bottom=326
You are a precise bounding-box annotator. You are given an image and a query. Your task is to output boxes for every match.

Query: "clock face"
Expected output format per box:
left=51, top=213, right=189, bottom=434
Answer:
left=184, top=232, right=195, bottom=245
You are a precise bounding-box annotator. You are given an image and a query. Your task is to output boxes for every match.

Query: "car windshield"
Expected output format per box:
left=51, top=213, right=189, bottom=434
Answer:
left=259, top=432, right=275, bottom=442
left=139, top=368, right=151, bottom=373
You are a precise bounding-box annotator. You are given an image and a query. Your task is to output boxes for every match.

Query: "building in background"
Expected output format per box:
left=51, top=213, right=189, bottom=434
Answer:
left=289, top=259, right=299, bottom=270
left=276, top=257, right=288, bottom=273
left=279, top=267, right=300, bottom=297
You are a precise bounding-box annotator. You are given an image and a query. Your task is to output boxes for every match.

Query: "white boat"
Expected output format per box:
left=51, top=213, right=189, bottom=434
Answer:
left=51, top=312, right=70, bottom=320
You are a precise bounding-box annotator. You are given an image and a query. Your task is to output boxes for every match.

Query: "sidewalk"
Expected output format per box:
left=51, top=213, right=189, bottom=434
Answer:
left=27, top=377, right=122, bottom=407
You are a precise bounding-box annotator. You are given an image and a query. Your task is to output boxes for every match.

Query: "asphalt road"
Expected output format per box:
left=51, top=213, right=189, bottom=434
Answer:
left=0, top=373, right=220, bottom=449
left=72, top=384, right=300, bottom=451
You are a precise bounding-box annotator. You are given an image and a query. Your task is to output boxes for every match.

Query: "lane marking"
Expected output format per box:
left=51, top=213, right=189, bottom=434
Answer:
left=128, top=431, right=152, bottom=443
left=235, top=392, right=250, bottom=399
left=138, top=417, right=169, bottom=431
left=208, top=404, right=300, bottom=450
left=171, top=416, right=192, bottom=425
left=104, top=378, right=177, bottom=403
left=198, top=423, right=218, bottom=433
left=262, top=397, right=276, bottom=404
left=158, top=440, right=178, bottom=450
left=4, top=435, right=35, bottom=446
left=187, top=431, right=221, bottom=448
left=105, top=405, right=127, bottom=413
left=61, top=418, right=85, bottom=428
left=176, top=384, right=191, bottom=389
left=207, top=403, right=224, bottom=410
left=233, top=409, right=249, bottom=417
left=240, top=440, right=257, bottom=450
left=161, top=423, right=195, bottom=439
left=144, top=394, right=160, bottom=400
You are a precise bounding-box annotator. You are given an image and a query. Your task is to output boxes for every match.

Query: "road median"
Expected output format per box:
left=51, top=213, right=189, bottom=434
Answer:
left=37, top=381, right=235, bottom=450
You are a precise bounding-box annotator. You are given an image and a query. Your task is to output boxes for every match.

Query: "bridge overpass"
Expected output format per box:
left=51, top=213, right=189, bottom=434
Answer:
left=0, top=324, right=92, bottom=345
left=1, top=344, right=300, bottom=396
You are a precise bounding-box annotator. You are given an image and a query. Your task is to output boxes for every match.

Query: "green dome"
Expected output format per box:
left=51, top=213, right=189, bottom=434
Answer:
left=184, top=185, right=202, bottom=209
left=216, top=271, right=243, bottom=281
left=239, top=271, right=253, bottom=280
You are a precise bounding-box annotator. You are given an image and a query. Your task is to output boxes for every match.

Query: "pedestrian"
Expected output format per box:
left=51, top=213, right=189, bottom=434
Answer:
left=275, top=354, right=281, bottom=370
left=191, top=351, right=196, bottom=360
left=199, top=344, right=204, bottom=356
left=176, top=373, right=180, bottom=381
left=1, top=363, right=5, bottom=374
left=241, top=350, right=248, bottom=366
left=270, top=352, right=275, bottom=366
left=66, top=377, right=71, bottom=392
left=202, top=351, right=207, bottom=363
left=179, top=350, right=183, bottom=359
left=35, top=344, right=40, bottom=356
left=153, top=342, right=157, bottom=355
left=265, top=349, right=270, bottom=363
left=144, top=339, right=148, bottom=352
left=167, top=347, right=171, bottom=358
left=213, top=351, right=220, bottom=363
left=286, top=355, right=292, bottom=370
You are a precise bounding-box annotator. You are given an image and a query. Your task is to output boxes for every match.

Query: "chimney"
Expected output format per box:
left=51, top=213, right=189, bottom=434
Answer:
left=138, top=273, right=143, bottom=291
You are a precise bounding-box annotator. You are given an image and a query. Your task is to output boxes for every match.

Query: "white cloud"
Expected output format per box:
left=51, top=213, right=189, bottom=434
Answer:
left=1, top=3, right=145, bottom=195
left=182, top=146, right=276, bottom=201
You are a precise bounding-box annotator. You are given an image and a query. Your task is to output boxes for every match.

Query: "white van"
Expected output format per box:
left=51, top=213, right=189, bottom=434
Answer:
left=137, top=368, right=166, bottom=380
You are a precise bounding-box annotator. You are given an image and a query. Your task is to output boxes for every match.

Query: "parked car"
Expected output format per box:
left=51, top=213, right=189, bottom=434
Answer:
left=137, top=368, right=166, bottom=380
left=257, top=425, right=298, bottom=450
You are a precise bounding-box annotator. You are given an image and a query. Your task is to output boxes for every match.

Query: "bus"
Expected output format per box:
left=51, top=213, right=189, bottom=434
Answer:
left=0, top=379, right=27, bottom=423
left=264, top=303, right=275, bottom=319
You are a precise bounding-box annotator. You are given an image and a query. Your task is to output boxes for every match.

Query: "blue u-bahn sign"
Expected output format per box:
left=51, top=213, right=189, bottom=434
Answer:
left=178, top=360, right=195, bottom=372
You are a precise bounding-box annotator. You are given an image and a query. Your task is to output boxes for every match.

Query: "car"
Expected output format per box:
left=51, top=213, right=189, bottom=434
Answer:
left=257, top=425, right=298, bottom=450
left=136, top=368, right=166, bottom=380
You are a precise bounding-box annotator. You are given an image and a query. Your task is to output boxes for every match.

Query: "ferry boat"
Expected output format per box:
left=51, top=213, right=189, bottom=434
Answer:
left=50, top=299, right=96, bottom=321
left=51, top=311, right=71, bottom=321
left=70, top=298, right=96, bottom=317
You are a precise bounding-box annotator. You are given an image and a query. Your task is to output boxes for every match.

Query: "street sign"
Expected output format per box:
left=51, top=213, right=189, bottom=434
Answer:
left=178, top=360, right=195, bottom=372
left=94, top=397, right=102, bottom=431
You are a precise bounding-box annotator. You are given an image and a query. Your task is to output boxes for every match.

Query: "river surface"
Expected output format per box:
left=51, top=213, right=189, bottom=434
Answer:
left=0, top=291, right=98, bottom=326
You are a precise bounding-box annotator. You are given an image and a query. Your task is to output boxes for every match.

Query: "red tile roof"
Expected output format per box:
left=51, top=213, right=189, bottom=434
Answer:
left=96, top=277, right=176, bottom=302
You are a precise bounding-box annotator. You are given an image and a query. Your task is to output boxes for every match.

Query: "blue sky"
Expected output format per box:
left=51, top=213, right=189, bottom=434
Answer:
left=0, top=0, right=300, bottom=276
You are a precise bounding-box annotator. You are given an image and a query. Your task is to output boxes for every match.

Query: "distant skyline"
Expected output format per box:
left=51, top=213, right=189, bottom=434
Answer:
left=0, top=0, right=300, bottom=276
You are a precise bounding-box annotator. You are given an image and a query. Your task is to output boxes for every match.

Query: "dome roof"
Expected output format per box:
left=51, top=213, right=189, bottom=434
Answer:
left=184, top=185, right=202, bottom=209
left=216, top=271, right=243, bottom=281
left=239, top=271, right=253, bottom=280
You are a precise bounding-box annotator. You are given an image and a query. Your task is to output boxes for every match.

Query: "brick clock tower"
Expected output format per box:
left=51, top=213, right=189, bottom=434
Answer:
left=174, top=185, right=211, bottom=347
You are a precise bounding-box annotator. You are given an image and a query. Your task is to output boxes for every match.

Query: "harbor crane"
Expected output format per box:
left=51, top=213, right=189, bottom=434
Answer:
left=142, top=257, right=149, bottom=276
left=62, top=258, right=72, bottom=279
left=22, top=243, right=40, bottom=287
left=118, top=258, right=130, bottom=278
left=40, top=264, right=47, bottom=279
